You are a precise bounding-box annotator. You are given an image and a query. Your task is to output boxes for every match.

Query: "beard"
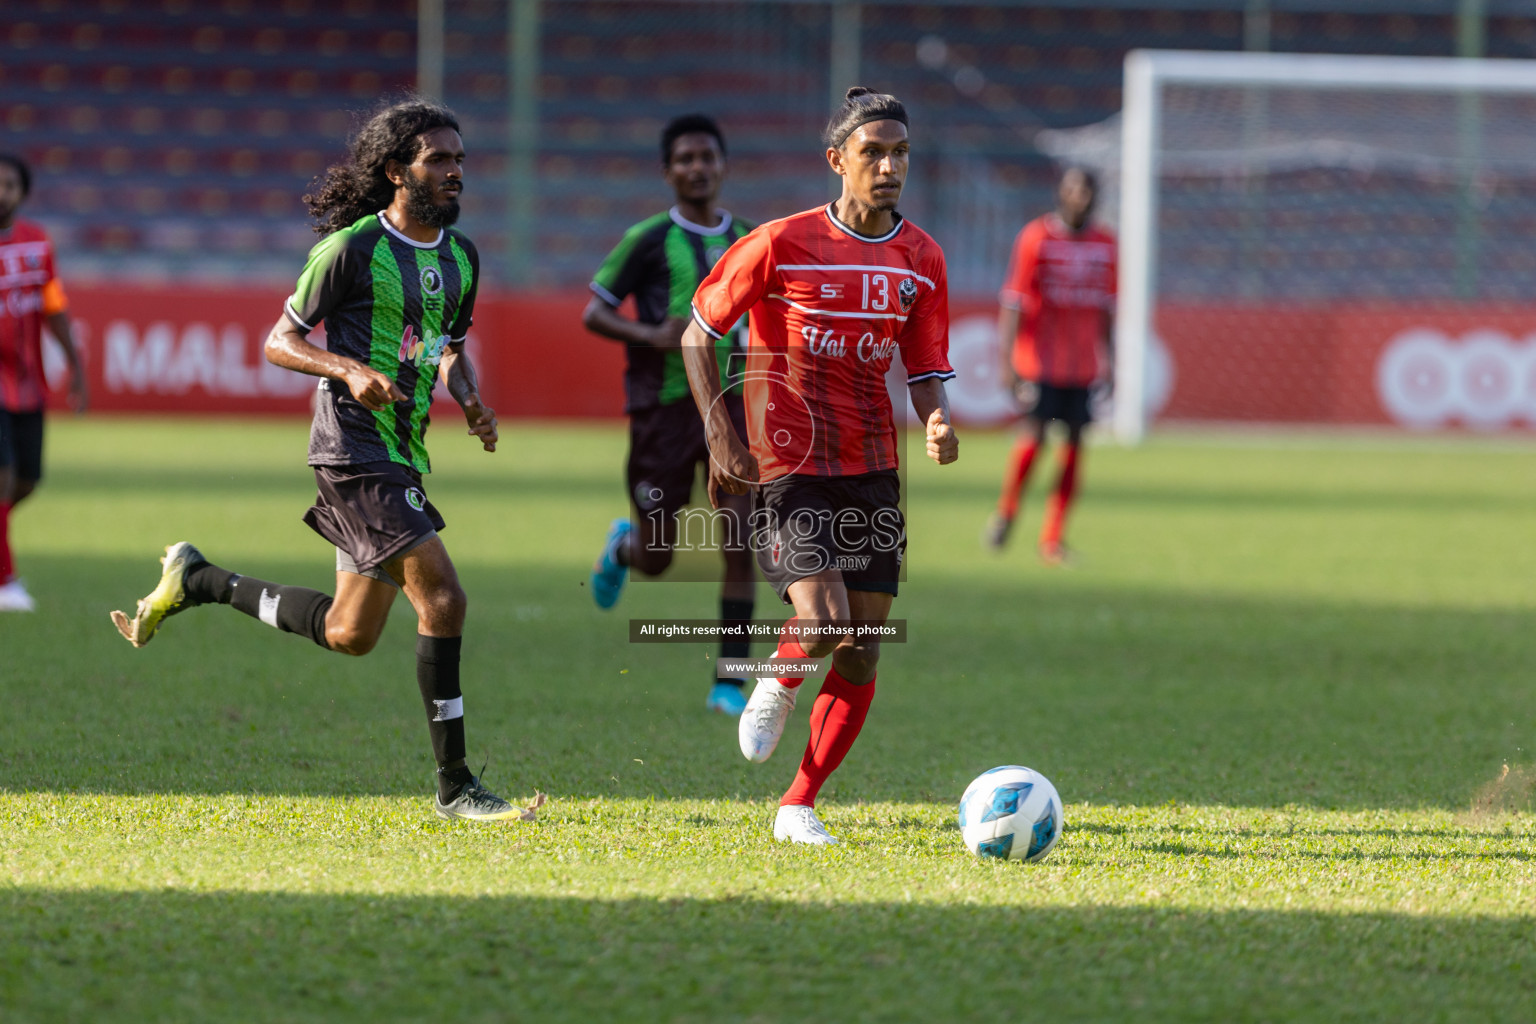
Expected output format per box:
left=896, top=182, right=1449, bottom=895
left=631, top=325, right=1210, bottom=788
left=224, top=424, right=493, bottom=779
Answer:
left=403, top=173, right=460, bottom=228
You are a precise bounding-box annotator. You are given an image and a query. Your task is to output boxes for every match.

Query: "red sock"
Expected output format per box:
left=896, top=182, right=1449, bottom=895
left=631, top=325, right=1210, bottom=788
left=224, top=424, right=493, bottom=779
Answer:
left=1041, top=443, right=1081, bottom=547
left=773, top=618, right=809, bottom=690
left=0, top=502, right=12, bottom=584
left=998, top=437, right=1040, bottom=519
left=781, top=667, right=875, bottom=807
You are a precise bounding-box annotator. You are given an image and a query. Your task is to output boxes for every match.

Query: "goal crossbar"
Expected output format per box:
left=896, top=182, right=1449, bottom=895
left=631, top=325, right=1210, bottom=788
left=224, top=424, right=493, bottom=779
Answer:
left=1113, top=50, right=1536, bottom=443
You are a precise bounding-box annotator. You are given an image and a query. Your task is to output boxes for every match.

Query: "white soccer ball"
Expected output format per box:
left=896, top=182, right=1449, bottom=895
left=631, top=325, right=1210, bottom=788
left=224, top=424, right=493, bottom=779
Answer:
left=958, top=765, right=1063, bottom=862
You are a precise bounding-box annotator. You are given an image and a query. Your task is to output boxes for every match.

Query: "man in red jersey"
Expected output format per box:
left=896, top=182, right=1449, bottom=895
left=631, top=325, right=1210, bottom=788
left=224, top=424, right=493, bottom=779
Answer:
left=681, top=87, right=959, bottom=845
left=985, top=167, right=1115, bottom=564
left=0, top=154, right=88, bottom=612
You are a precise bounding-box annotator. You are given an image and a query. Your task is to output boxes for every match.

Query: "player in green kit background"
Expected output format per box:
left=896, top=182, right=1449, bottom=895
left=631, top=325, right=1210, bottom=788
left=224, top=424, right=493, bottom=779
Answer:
left=109, top=101, right=538, bottom=822
left=583, top=114, right=758, bottom=716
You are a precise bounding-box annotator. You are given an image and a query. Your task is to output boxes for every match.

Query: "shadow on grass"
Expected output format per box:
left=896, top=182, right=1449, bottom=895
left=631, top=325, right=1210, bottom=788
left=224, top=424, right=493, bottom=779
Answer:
left=3, top=888, right=1533, bottom=1023
left=45, top=463, right=623, bottom=502
left=2, top=555, right=1533, bottom=811
left=924, top=474, right=1536, bottom=515
left=1135, top=840, right=1536, bottom=861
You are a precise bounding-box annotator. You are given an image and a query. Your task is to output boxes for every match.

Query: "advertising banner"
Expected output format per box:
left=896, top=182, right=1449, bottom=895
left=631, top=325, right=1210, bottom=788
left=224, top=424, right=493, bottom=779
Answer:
left=1155, top=305, right=1536, bottom=431
left=40, top=287, right=1536, bottom=431
left=45, top=287, right=627, bottom=419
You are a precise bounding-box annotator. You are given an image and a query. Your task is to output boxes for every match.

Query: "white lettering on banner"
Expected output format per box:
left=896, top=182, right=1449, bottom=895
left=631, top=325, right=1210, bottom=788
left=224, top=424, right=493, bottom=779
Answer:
left=100, top=319, right=313, bottom=397
left=1377, top=328, right=1536, bottom=429
left=40, top=321, right=90, bottom=389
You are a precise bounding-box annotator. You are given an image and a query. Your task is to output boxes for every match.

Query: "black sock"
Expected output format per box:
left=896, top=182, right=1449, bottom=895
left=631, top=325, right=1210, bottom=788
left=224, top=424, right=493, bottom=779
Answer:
left=417, top=634, right=471, bottom=802
left=227, top=575, right=333, bottom=649
left=183, top=561, right=237, bottom=605
left=719, top=596, right=754, bottom=688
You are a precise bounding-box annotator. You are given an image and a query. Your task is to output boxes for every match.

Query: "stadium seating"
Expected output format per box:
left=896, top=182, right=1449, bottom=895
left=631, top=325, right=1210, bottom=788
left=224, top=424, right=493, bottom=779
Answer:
left=2, top=0, right=1522, bottom=294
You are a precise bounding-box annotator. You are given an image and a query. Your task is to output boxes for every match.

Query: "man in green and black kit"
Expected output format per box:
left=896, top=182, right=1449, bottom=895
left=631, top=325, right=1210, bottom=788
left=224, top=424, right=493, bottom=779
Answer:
left=110, top=101, right=536, bottom=822
left=583, top=114, right=758, bottom=716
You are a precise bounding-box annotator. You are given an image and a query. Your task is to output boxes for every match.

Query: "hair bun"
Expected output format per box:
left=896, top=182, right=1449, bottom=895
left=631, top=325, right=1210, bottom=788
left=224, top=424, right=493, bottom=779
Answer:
left=844, top=86, right=871, bottom=101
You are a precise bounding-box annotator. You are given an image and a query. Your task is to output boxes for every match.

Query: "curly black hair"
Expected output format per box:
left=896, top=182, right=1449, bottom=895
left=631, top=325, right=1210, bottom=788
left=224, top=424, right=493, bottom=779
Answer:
left=304, top=100, right=460, bottom=236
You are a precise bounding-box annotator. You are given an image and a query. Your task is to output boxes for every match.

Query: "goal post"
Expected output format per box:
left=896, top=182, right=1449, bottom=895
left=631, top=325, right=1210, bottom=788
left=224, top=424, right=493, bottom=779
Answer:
left=1113, top=50, right=1536, bottom=442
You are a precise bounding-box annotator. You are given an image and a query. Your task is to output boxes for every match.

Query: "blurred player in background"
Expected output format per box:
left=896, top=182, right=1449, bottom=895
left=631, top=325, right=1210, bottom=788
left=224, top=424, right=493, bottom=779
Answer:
left=0, top=153, right=88, bottom=612
left=985, top=167, right=1116, bottom=564
left=683, top=88, right=959, bottom=844
left=584, top=114, right=757, bottom=717
left=108, top=102, right=537, bottom=822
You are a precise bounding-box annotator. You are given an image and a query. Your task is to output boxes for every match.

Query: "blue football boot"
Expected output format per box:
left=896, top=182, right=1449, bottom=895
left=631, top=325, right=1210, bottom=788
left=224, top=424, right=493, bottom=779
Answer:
left=706, top=681, right=748, bottom=716
left=590, top=518, right=632, bottom=610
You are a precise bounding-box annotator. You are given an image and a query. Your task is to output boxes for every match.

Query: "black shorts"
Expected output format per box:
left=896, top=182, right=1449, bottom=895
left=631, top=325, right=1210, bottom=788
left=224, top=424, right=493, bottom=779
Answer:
left=754, top=469, right=906, bottom=603
left=627, top=393, right=747, bottom=521
left=0, top=409, right=44, bottom=481
left=1012, top=380, right=1093, bottom=428
left=302, top=461, right=446, bottom=575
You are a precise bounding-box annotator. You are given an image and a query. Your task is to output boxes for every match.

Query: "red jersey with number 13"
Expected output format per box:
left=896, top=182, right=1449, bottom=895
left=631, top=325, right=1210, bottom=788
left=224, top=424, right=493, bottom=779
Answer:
left=691, top=204, right=954, bottom=483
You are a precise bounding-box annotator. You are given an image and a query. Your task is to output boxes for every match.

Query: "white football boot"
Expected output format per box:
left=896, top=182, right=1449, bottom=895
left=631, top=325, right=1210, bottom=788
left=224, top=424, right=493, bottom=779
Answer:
left=773, top=805, right=840, bottom=845
left=0, top=579, right=36, bottom=612
left=738, top=673, right=799, bottom=762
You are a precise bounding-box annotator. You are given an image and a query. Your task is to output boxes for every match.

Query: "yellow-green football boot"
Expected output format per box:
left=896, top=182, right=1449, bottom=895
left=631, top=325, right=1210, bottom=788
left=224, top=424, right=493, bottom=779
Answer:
left=109, top=541, right=206, bottom=648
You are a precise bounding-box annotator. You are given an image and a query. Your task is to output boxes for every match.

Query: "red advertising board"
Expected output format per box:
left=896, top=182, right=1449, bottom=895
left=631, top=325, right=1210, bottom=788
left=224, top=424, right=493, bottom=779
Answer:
left=45, top=287, right=626, bottom=418
left=1154, top=304, right=1536, bottom=430
left=39, top=287, right=1536, bottom=431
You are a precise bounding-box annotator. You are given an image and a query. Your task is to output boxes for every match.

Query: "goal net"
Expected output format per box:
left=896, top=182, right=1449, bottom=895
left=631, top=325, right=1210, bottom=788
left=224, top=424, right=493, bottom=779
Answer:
left=1053, top=51, right=1536, bottom=440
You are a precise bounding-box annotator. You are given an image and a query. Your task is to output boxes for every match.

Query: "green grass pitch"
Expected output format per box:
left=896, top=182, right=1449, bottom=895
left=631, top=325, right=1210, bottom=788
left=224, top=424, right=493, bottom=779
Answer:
left=3, top=417, right=1535, bottom=1022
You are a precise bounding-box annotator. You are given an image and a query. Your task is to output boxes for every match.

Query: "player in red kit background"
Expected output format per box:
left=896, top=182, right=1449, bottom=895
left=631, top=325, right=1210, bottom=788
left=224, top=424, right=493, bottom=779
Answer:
left=0, top=154, right=88, bottom=612
left=682, top=87, right=959, bottom=845
left=985, top=167, right=1115, bottom=565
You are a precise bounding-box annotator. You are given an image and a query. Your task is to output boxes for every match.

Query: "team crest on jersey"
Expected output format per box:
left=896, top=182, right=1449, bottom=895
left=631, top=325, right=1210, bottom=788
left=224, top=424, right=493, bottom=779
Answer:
left=405, top=487, right=426, bottom=511
left=705, top=244, right=728, bottom=267
left=420, top=265, right=443, bottom=296
left=897, top=277, right=918, bottom=313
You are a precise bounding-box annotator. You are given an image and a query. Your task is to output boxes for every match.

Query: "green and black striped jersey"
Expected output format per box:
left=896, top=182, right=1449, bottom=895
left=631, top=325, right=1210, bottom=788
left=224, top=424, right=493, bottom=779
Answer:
left=284, top=212, right=479, bottom=473
left=590, top=207, right=750, bottom=413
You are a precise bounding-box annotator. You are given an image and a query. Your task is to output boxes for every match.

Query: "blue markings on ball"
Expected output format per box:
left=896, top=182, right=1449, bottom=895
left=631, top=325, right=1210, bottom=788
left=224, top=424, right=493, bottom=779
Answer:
left=1026, top=799, right=1058, bottom=859
left=983, top=765, right=1027, bottom=775
left=957, top=796, right=969, bottom=828
left=975, top=834, right=1014, bottom=859
left=979, top=781, right=1034, bottom=823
